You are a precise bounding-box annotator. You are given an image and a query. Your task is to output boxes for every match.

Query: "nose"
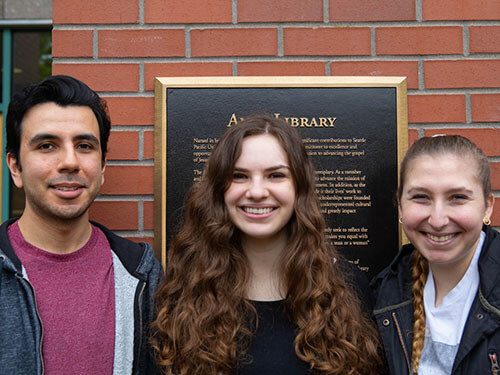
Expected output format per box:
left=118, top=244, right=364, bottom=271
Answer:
left=427, top=202, right=449, bottom=229
left=245, top=177, right=269, bottom=200
left=58, top=145, right=80, bottom=173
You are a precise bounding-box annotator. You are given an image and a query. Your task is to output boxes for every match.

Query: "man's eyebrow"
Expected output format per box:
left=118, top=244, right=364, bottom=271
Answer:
left=28, top=133, right=59, bottom=146
left=75, top=134, right=100, bottom=145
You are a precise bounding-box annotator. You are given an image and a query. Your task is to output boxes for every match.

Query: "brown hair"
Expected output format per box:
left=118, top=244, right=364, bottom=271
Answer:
left=398, top=135, right=491, bottom=372
left=151, top=115, right=382, bottom=374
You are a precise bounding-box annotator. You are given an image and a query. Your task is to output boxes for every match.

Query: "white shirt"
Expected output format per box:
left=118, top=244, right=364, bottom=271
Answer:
left=419, top=231, right=485, bottom=375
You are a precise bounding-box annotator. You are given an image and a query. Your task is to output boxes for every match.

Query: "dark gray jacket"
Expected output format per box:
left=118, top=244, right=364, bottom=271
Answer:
left=0, top=218, right=163, bottom=375
left=371, top=225, right=500, bottom=375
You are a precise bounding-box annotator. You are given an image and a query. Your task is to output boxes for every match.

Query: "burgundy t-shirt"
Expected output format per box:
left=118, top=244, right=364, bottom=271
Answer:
left=9, top=221, right=115, bottom=374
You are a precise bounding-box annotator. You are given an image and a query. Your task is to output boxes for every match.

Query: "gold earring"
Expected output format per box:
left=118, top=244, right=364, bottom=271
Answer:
left=483, top=217, right=491, bottom=226
left=398, top=217, right=403, bottom=224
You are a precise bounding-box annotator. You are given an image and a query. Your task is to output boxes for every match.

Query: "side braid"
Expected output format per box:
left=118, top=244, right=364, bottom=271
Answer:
left=411, top=250, right=428, bottom=374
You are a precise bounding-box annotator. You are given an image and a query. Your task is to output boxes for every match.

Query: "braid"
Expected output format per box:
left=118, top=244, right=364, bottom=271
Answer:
left=411, top=250, right=428, bottom=374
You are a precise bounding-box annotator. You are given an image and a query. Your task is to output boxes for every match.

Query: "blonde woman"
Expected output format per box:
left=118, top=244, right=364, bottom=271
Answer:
left=372, top=135, right=499, bottom=375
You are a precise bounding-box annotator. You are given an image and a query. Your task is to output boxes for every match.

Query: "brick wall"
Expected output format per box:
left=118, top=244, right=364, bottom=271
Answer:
left=51, top=0, right=500, bottom=242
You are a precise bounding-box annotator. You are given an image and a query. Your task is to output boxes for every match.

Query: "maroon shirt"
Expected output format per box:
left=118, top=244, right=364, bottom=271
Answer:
left=9, top=222, right=115, bottom=374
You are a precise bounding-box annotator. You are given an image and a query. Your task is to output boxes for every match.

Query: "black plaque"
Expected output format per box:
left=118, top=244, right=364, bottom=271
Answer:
left=155, top=77, right=408, bottom=278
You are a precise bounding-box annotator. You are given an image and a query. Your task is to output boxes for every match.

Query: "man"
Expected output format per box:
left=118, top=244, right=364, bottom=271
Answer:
left=0, top=75, right=162, bottom=374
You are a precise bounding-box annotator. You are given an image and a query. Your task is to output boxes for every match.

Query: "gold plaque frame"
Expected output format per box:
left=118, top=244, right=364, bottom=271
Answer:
left=154, top=76, right=408, bottom=271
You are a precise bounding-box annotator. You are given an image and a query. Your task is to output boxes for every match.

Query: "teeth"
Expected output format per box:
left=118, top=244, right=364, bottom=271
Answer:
left=243, top=207, right=273, bottom=214
left=56, top=187, right=78, bottom=191
left=428, top=233, right=453, bottom=242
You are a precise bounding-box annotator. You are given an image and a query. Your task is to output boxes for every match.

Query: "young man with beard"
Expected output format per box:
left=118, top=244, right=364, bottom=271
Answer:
left=0, top=75, right=162, bottom=374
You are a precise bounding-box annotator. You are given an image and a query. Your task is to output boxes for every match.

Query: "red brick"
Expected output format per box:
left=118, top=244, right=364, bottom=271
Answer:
left=126, top=237, right=154, bottom=247
left=53, top=0, right=138, bottom=24
left=377, top=27, right=462, bottom=55
left=424, top=60, right=500, bottom=89
left=330, top=61, right=419, bottom=89
left=423, top=0, right=500, bottom=21
left=470, top=26, right=500, bottom=54
left=238, top=61, right=325, bottom=76
left=284, top=27, right=370, bottom=56
left=491, top=163, right=500, bottom=191
left=52, top=30, right=93, bottom=57
left=330, top=0, right=415, bottom=21
left=89, top=201, right=138, bottom=230
left=145, top=0, right=231, bottom=23
left=104, top=97, right=154, bottom=126
left=144, top=131, right=154, bottom=160
left=492, top=198, right=500, bottom=227
left=239, top=0, right=323, bottom=22
left=107, top=131, right=139, bottom=160
left=471, top=94, right=500, bottom=122
left=99, top=29, right=184, bottom=58
left=191, top=28, right=277, bottom=57
left=144, top=63, right=232, bottom=91
left=52, top=64, right=139, bottom=92
left=408, top=95, right=466, bottom=123
left=424, top=129, right=500, bottom=157
left=408, top=129, right=419, bottom=147
left=144, top=201, right=154, bottom=230
left=102, top=166, right=154, bottom=195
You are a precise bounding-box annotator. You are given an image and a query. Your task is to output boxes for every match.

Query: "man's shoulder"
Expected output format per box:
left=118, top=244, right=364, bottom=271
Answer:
left=91, top=221, right=161, bottom=280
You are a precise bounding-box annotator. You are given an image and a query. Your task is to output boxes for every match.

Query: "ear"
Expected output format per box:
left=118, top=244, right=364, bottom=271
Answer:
left=101, top=157, right=106, bottom=185
left=7, top=153, right=23, bottom=189
left=485, top=193, right=495, bottom=219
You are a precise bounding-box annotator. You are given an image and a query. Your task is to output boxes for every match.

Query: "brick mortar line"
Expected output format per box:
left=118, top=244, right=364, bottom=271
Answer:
left=277, top=26, right=284, bottom=57
left=52, top=54, right=500, bottom=64
left=111, top=126, right=155, bottom=131
left=52, top=20, right=500, bottom=29
left=138, top=200, right=144, bottom=231
left=139, top=0, right=144, bottom=25
left=95, top=89, right=500, bottom=96
left=410, top=123, right=500, bottom=129
left=95, top=195, right=154, bottom=201
left=232, top=0, right=237, bottom=24
left=99, top=92, right=154, bottom=97
left=416, top=0, right=423, bottom=22
left=465, top=93, right=472, bottom=123
left=106, top=160, right=154, bottom=166
left=323, top=0, right=329, bottom=23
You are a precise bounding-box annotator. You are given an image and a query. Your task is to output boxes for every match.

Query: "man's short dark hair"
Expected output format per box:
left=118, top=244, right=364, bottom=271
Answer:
left=6, top=75, right=111, bottom=163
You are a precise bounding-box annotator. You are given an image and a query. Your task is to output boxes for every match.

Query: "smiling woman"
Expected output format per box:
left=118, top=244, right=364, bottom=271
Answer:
left=151, top=115, right=383, bottom=375
left=372, top=135, right=500, bottom=375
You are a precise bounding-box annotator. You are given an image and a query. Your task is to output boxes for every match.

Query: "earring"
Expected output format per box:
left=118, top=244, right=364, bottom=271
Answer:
left=398, top=217, right=403, bottom=224
left=483, top=217, right=491, bottom=226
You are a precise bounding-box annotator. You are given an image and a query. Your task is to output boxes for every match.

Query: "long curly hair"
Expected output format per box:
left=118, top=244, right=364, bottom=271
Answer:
left=151, top=115, right=382, bottom=374
left=397, top=135, right=492, bottom=373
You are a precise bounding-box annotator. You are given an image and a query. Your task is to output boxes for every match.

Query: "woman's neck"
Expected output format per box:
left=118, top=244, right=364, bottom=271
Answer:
left=429, top=249, right=477, bottom=307
left=242, top=232, right=287, bottom=301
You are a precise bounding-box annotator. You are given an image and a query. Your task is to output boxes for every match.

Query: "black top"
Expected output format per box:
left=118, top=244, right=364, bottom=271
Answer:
left=234, top=261, right=374, bottom=375
left=235, top=300, right=310, bottom=375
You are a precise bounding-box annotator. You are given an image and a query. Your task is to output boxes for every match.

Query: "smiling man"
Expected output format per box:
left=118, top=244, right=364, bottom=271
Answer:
left=0, top=75, right=162, bottom=374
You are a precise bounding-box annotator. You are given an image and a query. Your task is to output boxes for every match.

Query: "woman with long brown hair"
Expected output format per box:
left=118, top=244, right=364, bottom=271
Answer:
left=151, top=115, right=382, bottom=374
left=372, top=135, right=500, bottom=375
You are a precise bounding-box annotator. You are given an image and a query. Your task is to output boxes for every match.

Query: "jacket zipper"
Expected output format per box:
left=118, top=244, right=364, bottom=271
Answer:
left=19, top=274, right=45, bottom=375
left=490, top=353, right=500, bottom=374
left=134, top=281, right=146, bottom=372
left=392, top=312, right=412, bottom=375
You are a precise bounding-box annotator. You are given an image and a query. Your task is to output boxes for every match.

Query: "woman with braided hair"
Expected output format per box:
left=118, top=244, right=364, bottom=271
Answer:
left=151, top=115, right=383, bottom=374
left=372, top=135, right=500, bottom=375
